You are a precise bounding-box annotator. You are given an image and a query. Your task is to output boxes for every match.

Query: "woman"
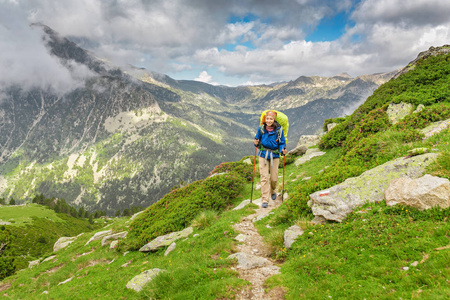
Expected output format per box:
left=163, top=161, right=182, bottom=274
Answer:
left=254, top=110, right=287, bottom=208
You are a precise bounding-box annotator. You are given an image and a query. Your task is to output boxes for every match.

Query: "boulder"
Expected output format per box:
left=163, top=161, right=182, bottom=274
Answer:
left=288, top=145, right=308, bottom=157
left=227, top=252, right=271, bottom=270
left=242, top=158, right=252, bottom=165
left=164, top=242, right=176, bottom=256
left=414, top=104, right=425, bottom=113
left=385, top=174, right=450, bottom=210
left=53, top=236, right=77, bottom=252
left=421, top=118, right=450, bottom=139
left=139, top=227, right=193, bottom=252
left=386, top=102, right=414, bottom=124
left=283, top=225, right=304, bottom=249
left=308, top=153, right=438, bottom=222
left=327, top=122, right=338, bottom=132
left=28, top=259, right=40, bottom=268
left=296, top=135, right=321, bottom=148
left=294, top=148, right=326, bottom=167
left=126, top=269, right=166, bottom=292
left=129, top=211, right=144, bottom=222
left=85, top=229, right=113, bottom=246
left=101, top=231, right=128, bottom=246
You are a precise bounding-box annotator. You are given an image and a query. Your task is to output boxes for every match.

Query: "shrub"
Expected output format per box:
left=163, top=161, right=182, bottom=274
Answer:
left=128, top=171, right=247, bottom=249
left=191, top=210, right=218, bottom=230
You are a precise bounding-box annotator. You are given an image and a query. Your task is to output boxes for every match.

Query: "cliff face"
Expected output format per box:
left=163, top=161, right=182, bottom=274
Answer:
left=0, top=25, right=392, bottom=213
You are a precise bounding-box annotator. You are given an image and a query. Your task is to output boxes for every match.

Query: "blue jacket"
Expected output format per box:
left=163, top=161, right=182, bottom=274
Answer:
left=255, top=124, right=286, bottom=159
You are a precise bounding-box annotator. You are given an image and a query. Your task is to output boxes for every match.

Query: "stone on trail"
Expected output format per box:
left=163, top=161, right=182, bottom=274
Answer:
left=228, top=252, right=271, bottom=270
left=101, top=231, right=128, bottom=246
left=164, top=242, right=176, bottom=256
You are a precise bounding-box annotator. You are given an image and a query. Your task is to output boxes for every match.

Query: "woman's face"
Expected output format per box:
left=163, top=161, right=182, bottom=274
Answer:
left=265, top=115, right=275, bottom=127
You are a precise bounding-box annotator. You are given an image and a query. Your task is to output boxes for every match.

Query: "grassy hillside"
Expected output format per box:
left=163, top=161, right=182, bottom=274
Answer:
left=0, top=204, right=105, bottom=280
left=1, top=51, right=449, bottom=298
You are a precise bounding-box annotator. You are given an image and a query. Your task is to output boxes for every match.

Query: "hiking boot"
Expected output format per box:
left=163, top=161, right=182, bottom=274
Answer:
left=261, top=202, right=268, bottom=208
left=271, top=193, right=277, bottom=200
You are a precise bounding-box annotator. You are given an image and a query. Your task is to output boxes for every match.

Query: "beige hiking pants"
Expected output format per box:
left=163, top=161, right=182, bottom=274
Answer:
left=259, top=156, right=279, bottom=204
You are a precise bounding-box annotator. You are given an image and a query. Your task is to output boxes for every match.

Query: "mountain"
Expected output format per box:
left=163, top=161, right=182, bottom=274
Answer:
left=0, top=24, right=393, bottom=214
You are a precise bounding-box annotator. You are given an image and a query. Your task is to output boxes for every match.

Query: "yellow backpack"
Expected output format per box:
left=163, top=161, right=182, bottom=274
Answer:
left=259, top=110, right=289, bottom=142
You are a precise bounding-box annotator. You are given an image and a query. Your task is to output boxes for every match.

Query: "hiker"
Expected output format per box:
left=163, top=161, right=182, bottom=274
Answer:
left=254, top=110, right=287, bottom=208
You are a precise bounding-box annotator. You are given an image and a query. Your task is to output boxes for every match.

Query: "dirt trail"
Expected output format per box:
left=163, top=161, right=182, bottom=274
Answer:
left=232, top=196, right=285, bottom=300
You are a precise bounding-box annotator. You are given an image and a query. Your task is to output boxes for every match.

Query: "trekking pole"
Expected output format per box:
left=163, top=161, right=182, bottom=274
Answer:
left=250, top=146, right=257, bottom=204
left=282, top=150, right=286, bottom=203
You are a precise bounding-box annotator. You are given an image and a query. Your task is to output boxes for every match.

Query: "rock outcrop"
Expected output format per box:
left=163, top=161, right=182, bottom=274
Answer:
left=101, top=231, right=128, bottom=246
left=386, top=102, right=414, bottom=124
left=53, top=236, right=77, bottom=252
left=283, top=225, right=304, bottom=249
left=308, top=153, right=438, bottom=222
left=139, top=227, right=193, bottom=252
left=294, top=148, right=326, bottom=167
left=126, top=269, right=166, bottom=292
left=385, top=174, right=450, bottom=210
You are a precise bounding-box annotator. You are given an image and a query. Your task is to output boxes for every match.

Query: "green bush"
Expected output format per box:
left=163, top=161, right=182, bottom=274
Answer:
left=127, top=170, right=247, bottom=249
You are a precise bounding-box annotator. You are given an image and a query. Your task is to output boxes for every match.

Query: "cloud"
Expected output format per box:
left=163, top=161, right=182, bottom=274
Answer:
left=194, top=71, right=219, bottom=85
left=1, top=0, right=449, bottom=87
left=0, top=1, right=94, bottom=94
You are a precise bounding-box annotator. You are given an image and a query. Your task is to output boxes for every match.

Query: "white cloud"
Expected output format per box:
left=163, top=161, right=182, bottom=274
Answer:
left=1, top=0, right=449, bottom=87
left=194, top=71, right=219, bottom=85
left=0, top=1, right=94, bottom=94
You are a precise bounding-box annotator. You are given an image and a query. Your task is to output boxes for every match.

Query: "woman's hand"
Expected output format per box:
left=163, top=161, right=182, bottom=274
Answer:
left=282, top=148, right=287, bottom=155
left=254, top=139, right=260, bottom=146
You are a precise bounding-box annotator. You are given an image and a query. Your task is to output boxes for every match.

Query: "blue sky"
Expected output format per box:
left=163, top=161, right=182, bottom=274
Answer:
left=1, top=0, right=450, bottom=90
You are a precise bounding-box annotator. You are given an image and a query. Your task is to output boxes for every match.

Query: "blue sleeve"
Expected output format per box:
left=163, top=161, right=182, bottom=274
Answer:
left=255, top=126, right=262, bottom=140
left=278, top=128, right=286, bottom=153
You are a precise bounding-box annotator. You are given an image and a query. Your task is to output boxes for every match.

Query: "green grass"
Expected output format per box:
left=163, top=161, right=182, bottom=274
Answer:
left=0, top=203, right=67, bottom=226
left=1, top=200, right=255, bottom=300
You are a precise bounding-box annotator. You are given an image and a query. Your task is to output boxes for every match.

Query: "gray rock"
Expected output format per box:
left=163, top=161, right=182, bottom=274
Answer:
left=101, top=231, right=128, bottom=246
left=387, top=102, right=414, bottom=124
left=129, top=210, right=144, bottom=222
left=42, top=255, right=57, bottom=263
left=110, top=240, right=119, bottom=249
left=284, top=225, right=304, bottom=249
left=414, top=104, right=425, bottom=113
left=421, top=118, right=450, bottom=139
left=235, top=234, right=247, bottom=242
left=407, top=148, right=429, bottom=156
left=296, top=135, right=321, bottom=148
left=58, top=277, right=74, bottom=286
left=294, top=149, right=326, bottom=167
left=327, top=122, right=338, bottom=132
left=228, top=252, right=271, bottom=270
left=126, top=269, right=166, bottom=292
left=308, top=153, right=438, bottom=222
left=288, top=145, right=308, bottom=157
left=139, top=227, right=193, bottom=252
left=233, top=200, right=250, bottom=210
left=85, top=229, right=113, bottom=246
left=164, top=242, right=176, bottom=256
left=385, top=174, right=450, bottom=210
left=28, top=259, right=40, bottom=268
left=54, top=236, right=77, bottom=252
left=243, top=158, right=252, bottom=165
